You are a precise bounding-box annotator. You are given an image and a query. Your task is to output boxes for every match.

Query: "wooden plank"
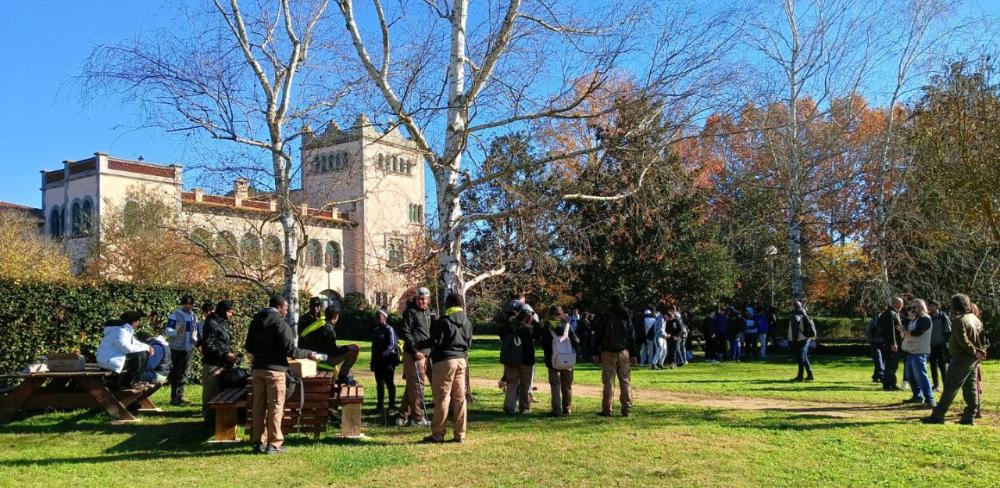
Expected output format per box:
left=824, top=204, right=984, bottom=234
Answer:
left=0, top=377, right=45, bottom=422
left=211, top=407, right=240, bottom=442
left=81, top=376, right=137, bottom=422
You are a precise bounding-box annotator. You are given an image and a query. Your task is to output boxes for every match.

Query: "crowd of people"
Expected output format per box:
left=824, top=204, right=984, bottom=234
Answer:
left=90, top=287, right=988, bottom=455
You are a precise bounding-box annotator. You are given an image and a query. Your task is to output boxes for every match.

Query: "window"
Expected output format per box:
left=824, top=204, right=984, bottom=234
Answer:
left=408, top=203, right=424, bottom=224
left=81, top=198, right=94, bottom=235
left=387, top=237, right=405, bottom=268
left=241, top=234, right=262, bottom=265
left=374, top=291, right=389, bottom=308
left=306, top=239, right=323, bottom=267
left=71, top=200, right=82, bottom=236
left=324, top=241, right=342, bottom=269
left=392, top=156, right=399, bottom=172
left=264, top=236, right=283, bottom=267
left=49, top=207, right=63, bottom=239
left=376, top=153, right=384, bottom=169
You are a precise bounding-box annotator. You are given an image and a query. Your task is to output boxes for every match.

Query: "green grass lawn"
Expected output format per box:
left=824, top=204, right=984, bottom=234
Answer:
left=2, top=343, right=997, bottom=487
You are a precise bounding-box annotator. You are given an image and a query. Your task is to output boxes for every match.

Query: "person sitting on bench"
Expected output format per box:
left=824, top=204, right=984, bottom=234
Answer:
left=300, top=306, right=359, bottom=383
left=136, top=331, right=172, bottom=385
left=96, top=311, right=153, bottom=389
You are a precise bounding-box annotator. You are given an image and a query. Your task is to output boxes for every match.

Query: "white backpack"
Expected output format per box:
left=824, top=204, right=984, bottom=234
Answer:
left=550, top=328, right=577, bottom=370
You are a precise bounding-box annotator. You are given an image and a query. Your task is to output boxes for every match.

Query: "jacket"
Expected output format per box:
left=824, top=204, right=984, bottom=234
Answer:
left=201, top=314, right=234, bottom=367
left=787, top=310, right=812, bottom=342
left=299, top=318, right=348, bottom=358
left=901, top=315, right=933, bottom=354
left=500, top=315, right=536, bottom=366
left=370, top=323, right=399, bottom=370
left=930, top=313, right=952, bottom=346
left=666, top=316, right=684, bottom=341
left=144, top=336, right=172, bottom=380
left=711, top=311, right=729, bottom=335
left=534, top=319, right=579, bottom=369
left=400, top=299, right=432, bottom=355
left=652, top=314, right=667, bottom=339
left=755, top=313, right=770, bottom=335
left=876, top=307, right=902, bottom=348
left=244, top=308, right=312, bottom=372
left=948, top=313, right=987, bottom=359
left=593, top=306, right=636, bottom=355
left=96, top=320, right=149, bottom=373
left=165, top=307, right=197, bottom=351
left=429, top=307, right=473, bottom=363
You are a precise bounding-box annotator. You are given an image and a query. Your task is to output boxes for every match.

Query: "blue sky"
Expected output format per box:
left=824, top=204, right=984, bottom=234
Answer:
left=2, top=0, right=999, bottom=208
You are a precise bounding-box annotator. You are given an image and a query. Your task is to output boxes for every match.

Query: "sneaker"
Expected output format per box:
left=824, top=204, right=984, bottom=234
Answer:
left=396, top=417, right=409, bottom=427
left=958, top=417, right=975, bottom=426
left=251, top=443, right=265, bottom=454
left=805, top=376, right=815, bottom=382
left=451, top=437, right=465, bottom=444
left=902, top=397, right=923, bottom=404
left=597, top=411, right=613, bottom=417
left=921, top=402, right=936, bottom=410
left=790, top=377, right=804, bottom=383
left=264, top=444, right=287, bottom=455
left=412, top=419, right=431, bottom=427
left=920, top=416, right=945, bottom=424
left=419, top=435, right=444, bottom=444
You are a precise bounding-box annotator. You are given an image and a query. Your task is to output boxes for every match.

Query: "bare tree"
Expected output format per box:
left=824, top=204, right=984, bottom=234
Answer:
left=333, top=0, right=737, bottom=298
left=82, top=0, right=337, bottom=329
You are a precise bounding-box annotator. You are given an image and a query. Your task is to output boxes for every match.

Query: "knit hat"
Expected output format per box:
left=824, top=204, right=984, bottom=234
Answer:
left=416, top=287, right=431, bottom=297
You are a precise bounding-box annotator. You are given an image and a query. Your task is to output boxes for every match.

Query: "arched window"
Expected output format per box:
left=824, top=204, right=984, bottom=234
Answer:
left=377, top=153, right=384, bottom=169
left=49, top=207, right=63, bottom=239
left=81, top=198, right=94, bottom=235
left=241, top=233, right=262, bottom=265
left=216, top=231, right=238, bottom=269
left=392, top=156, right=399, bottom=172
left=406, top=160, right=413, bottom=175
left=306, top=240, right=323, bottom=267
left=71, top=200, right=82, bottom=236
left=324, top=241, right=342, bottom=269
left=264, top=235, right=283, bottom=267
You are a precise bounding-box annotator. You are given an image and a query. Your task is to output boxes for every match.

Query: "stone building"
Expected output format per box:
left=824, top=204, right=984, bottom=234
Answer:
left=36, top=116, right=426, bottom=310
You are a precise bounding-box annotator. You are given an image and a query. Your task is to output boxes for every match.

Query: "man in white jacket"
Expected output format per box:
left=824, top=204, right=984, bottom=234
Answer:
left=96, top=311, right=153, bottom=389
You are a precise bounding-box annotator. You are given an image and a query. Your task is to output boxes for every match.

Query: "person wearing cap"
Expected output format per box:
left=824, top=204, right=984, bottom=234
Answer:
left=165, top=294, right=198, bottom=405
left=422, top=292, right=473, bottom=443
left=201, top=300, right=237, bottom=423
left=398, top=287, right=433, bottom=426
left=592, top=297, right=637, bottom=417
left=97, top=311, right=153, bottom=389
left=245, top=295, right=318, bottom=454
left=371, top=308, right=400, bottom=414
left=300, top=306, right=360, bottom=382
left=299, top=297, right=325, bottom=332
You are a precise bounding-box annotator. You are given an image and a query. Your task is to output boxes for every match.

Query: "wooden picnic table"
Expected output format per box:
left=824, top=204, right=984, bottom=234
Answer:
left=0, top=364, right=161, bottom=422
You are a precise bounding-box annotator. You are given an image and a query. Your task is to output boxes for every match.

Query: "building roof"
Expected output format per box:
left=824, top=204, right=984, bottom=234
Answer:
left=180, top=191, right=354, bottom=227
left=0, top=201, right=44, bottom=221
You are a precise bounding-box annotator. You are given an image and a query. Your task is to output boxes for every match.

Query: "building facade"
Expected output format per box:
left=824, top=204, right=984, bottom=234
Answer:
left=37, top=116, right=426, bottom=310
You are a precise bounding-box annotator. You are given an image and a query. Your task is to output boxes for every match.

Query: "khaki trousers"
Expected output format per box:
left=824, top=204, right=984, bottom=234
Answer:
left=547, top=367, right=573, bottom=414
left=251, top=369, right=287, bottom=447
left=430, top=358, right=467, bottom=442
left=601, top=351, right=632, bottom=414
left=400, top=351, right=429, bottom=423
left=503, top=364, right=533, bottom=414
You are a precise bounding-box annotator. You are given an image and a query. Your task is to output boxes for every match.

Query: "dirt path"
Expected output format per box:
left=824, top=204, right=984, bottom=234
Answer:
left=353, top=371, right=960, bottom=421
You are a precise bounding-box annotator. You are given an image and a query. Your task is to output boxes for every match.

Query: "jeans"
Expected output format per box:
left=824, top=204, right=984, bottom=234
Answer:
left=652, top=337, right=668, bottom=366
left=904, top=353, right=934, bottom=404
left=373, top=364, right=396, bottom=411
left=930, top=355, right=979, bottom=421
left=794, top=340, right=813, bottom=379
left=730, top=339, right=741, bottom=361
left=758, top=333, right=768, bottom=359
left=869, top=343, right=885, bottom=381
left=881, top=345, right=899, bottom=389
left=114, top=351, right=149, bottom=389
left=641, top=339, right=656, bottom=365
left=929, top=344, right=949, bottom=388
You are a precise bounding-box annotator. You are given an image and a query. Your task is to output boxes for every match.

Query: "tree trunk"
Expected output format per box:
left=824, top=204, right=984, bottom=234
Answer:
left=436, top=0, right=470, bottom=300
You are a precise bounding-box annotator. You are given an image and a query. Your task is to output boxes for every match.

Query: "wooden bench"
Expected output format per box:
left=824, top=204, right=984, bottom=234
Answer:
left=0, top=365, right=161, bottom=422
left=206, top=387, right=247, bottom=442
left=246, top=372, right=336, bottom=440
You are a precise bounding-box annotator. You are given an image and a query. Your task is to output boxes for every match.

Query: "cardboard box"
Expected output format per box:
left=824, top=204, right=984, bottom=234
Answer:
left=288, top=358, right=317, bottom=378
left=47, top=353, right=85, bottom=372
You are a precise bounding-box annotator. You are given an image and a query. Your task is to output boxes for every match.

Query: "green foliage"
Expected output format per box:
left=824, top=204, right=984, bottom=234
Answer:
left=343, top=292, right=370, bottom=311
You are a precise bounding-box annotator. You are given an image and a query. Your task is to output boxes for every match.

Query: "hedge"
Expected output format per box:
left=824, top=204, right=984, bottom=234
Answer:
left=0, top=279, right=388, bottom=379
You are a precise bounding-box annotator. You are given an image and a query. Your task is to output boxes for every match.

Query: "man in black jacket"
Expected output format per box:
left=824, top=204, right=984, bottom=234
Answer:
left=592, top=297, right=637, bottom=417
left=200, top=300, right=236, bottom=424
left=299, top=306, right=359, bottom=383
left=398, top=287, right=433, bottom=426
left=244, top=295, right=317, bottom=455
left=878, top=297, right=904, bottom=391
left=423, top=292, right=473, bottom=444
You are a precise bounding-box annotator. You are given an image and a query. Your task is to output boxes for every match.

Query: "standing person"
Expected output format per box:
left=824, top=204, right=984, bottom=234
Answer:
left=201, top=300, right=236, bottom=424
left=640, top=309, right=657, bottom=366
left=922, top=294, right=988, bottom=425
left=299, top=306, right=360, bottom=383
left=743, top=308, right=759, bottom=360
left=754, top=307, right=770, bottom=360
left=195, top=301, right=214, bottom=347
left=422, top=292, right=473, bottom=444
left=928, top=300, right=952, bottom=391
left=592, top=297, right=636, bottom=417
left=576, top=312, right=594, bottom=361
left=665, top=307, right=683, bottom=368
left=970, top=302, right=987, bottom=420
left=165, top=295, right=197, bottom=406
left=788, top=301, right=815, bottom=382
left=651, top=308, right=669, bottom=369
left=677, top=308, right=690, bottom=366
left=901, top=299, right=935, bottom=408
left=864, top=310, right=885, bottom=383
left=500, top=307, right=536, bottom=415
left=96, top=312, right=152, bottom=389
left=727, top=307, right=743, bottom=362
left=371, top=309, right=400, bottom=415
left=398, top=287, right=433, bottom=427
left=877, top=297, right=905, bottom=391
left=711, top=304, right=729, bottom=362
left=535, top=306, right=579, bottom=416
left=569, top=308, right=581, bottom=333
left=244, top=295, right=317, bottom=454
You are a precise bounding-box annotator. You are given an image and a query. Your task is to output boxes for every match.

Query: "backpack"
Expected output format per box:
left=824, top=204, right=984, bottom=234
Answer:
left=499, top=330, right=524, bottom=365
left=802, top=315, right=817, bottom=338
left=864, top=316, right=880, bottom=343
left=601, top=314, right=630, bottom=352
left=550, top=329, right=577, bottom=370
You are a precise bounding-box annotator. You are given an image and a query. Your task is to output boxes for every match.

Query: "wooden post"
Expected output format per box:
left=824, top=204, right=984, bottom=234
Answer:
left=338, top=385, right=365, bottom=438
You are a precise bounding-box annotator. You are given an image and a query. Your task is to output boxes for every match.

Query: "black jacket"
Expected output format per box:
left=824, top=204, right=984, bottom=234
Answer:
left=400, top=299, right=432, bottom=355
left=299, top=320, right=348, bottom=358
left=429, top=309, right=473, bottom=363
left=370, top=323, right=399, bottom=370
left=244, top=308, right=312, bottom=372
left=500, top=316, right=536, bottom=366
left=666, top=316, right=684, bottom=341
left=593, top=306, right=636, bottom=355
left=201, top=314, right=233, bottom=367
left=534, top=320, right=579, bottom=369
left=877, top=307, right=902, bottom=348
